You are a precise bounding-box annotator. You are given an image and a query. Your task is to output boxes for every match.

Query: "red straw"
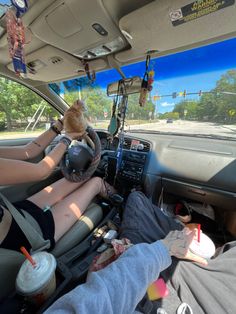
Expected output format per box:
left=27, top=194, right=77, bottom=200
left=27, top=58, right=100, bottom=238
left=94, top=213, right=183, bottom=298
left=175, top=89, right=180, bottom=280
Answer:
left=20, top=246, right=37, bottom=268
left=197, top=224, right=201, bottom=242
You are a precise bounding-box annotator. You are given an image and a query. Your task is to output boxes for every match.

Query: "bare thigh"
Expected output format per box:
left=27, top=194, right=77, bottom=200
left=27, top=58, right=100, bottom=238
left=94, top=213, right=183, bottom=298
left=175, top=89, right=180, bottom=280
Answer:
left=28, top=177, right=85, bottom=209
left=51, top=177, right=102, bottom=241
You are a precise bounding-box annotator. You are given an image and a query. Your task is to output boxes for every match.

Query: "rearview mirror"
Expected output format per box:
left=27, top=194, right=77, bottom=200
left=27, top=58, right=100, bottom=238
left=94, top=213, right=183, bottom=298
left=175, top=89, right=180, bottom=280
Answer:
left=107, top=76, right=142, bottom=96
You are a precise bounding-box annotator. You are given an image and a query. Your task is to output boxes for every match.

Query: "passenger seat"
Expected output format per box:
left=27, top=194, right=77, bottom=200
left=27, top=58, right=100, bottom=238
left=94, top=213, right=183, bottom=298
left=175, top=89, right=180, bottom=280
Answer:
left=0, top=203, right=103, bottom=301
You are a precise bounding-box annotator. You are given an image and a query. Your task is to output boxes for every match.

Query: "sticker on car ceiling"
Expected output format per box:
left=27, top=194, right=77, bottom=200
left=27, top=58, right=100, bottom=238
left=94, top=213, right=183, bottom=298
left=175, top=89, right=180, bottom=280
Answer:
left=169, top=0, right=235, bottom=26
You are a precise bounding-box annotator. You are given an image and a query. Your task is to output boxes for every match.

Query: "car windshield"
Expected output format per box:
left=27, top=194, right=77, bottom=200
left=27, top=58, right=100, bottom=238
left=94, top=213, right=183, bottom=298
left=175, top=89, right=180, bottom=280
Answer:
left=49, top=38, right=236, bottom=140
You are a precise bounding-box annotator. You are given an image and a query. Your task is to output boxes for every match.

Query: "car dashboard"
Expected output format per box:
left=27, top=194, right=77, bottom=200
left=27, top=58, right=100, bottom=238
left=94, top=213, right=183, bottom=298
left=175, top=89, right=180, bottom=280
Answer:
left=95, top=130, right=151, bottom=190
left=96, top=129, right=236, bottom=211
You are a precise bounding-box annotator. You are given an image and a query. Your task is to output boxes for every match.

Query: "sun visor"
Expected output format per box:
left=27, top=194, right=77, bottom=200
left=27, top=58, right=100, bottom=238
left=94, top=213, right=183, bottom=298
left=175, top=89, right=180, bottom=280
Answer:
left=7, top=45, right=107, bottom=82
left=30, top=0, right=128, bottom=59
left=116, top=0, right=236, bottom=62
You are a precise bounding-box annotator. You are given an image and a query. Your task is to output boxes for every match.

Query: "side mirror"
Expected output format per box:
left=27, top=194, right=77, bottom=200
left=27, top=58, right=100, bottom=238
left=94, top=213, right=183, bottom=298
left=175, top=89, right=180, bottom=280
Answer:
left=107, top=76, right=142, bottom=96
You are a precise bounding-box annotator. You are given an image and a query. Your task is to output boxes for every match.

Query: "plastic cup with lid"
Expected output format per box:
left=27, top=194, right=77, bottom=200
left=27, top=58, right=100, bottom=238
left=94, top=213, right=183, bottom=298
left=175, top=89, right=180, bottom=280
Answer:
left=189, top=232, right=215, bottom=259
left=16, top=251, right=57, bottom=305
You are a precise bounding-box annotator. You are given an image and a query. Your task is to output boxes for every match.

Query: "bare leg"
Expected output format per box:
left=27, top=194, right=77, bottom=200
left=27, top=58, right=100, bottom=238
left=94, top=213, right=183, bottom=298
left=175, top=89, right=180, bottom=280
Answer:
left=28, top=178, right=86, bottom=209
left=51, top=177, right=104, bottom=241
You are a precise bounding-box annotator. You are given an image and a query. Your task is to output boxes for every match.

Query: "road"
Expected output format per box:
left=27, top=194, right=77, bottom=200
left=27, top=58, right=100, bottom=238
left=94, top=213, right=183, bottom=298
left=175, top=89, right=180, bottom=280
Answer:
left=1, top=120, right=236, bottom=140
left=127, top=120, right=236, bottom=138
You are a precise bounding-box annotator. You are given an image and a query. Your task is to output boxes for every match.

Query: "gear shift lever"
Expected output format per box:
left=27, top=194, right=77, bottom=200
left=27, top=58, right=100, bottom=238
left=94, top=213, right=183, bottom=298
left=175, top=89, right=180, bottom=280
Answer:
left=109, top=193, right=124, bottom=206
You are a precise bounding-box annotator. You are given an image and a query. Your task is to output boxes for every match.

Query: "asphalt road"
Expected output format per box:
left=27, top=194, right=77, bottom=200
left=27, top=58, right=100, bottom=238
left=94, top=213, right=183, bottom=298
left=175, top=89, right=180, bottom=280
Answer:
left=127, top=120, right=236, bottom=138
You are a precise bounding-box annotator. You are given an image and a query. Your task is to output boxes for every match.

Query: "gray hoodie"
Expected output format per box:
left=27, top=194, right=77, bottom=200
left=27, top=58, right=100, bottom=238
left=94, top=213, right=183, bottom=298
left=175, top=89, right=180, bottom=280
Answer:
left=45, top=241, right=171, bottom=314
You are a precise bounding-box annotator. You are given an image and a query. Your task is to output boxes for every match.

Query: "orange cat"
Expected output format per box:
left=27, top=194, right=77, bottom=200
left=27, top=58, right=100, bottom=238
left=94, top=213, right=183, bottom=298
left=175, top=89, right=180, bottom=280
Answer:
left=64, top=100, right=95, bottom=149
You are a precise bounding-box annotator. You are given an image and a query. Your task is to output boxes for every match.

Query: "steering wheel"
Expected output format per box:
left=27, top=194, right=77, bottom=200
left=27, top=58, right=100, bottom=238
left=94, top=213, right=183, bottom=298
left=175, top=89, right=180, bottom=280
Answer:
left=60, top=127, right=101, bottom=182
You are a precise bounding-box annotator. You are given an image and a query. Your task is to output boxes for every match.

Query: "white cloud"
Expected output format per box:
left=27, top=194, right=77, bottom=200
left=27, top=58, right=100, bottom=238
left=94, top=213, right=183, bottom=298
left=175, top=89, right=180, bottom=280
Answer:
left=160, top=102, right=175, bottom=107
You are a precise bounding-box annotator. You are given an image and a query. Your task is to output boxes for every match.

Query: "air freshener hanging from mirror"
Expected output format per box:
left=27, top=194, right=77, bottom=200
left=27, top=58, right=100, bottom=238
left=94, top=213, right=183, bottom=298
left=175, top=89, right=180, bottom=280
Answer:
left=139, top=54, right=154, bottom=106
left=139, top=73, right=148, bottom=107
left=83, top=60, right=96, bottom=83
left=6, top=0, right=28, bottom=76
left=148, top=69, right=155, bottom=91
left=108, top=98, right=119, bottom=136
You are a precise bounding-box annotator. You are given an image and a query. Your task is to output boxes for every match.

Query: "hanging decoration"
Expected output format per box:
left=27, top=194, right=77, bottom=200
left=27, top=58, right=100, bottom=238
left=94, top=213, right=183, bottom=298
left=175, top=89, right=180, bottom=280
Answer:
left=148, top=69, right=155, bottom=91
left=82, top=60, right=96, bottom=83
left=139, top=54, right=155, bottom=107
left=12, top=0, right=28, bottom=16
left=116, top=81, right=128, bottom=178
left=6, top=0, right=29, bottom=76
left=108, top=93, right=121, bottom=137
left=107, top=79, right=129, bottom=185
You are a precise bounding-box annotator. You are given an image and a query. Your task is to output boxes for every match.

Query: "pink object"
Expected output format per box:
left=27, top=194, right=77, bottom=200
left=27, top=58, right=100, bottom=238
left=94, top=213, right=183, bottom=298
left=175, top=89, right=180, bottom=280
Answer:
left=147, top=278, right=169, bottom=301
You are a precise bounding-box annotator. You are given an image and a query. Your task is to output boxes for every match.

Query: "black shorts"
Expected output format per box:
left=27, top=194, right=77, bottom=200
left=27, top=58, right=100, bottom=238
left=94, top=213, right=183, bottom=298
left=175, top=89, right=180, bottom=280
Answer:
left=1, top=200, right=55, bottom=253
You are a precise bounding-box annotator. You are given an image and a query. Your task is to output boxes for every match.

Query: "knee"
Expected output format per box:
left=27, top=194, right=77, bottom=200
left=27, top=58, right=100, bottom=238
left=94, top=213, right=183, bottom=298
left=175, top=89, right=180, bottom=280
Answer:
left=81, top=177, right=103, bottom=195
left=126, top=191, right=146, bottom=206
left=124, top=191, right=144, bottom=212
left=91, top=176, right=102, bottom=184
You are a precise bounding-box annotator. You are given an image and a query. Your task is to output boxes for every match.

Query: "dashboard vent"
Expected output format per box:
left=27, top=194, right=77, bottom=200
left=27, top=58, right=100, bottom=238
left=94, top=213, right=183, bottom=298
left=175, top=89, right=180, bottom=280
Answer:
left=123, top=137, right=131, bottom=149
left=138, top=141, right=150, bottom=152
left=123, top=137, right=150, bottom=152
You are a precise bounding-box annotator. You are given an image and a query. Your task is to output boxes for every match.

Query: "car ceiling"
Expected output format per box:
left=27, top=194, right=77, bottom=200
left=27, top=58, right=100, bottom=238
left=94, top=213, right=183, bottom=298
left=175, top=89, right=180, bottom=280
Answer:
left=0, top=0, right=236, bottom=86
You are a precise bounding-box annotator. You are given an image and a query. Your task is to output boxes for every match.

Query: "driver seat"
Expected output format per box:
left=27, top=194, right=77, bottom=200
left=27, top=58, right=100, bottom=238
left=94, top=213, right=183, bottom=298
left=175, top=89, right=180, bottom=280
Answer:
left=0, top=202, right=103, bottom=301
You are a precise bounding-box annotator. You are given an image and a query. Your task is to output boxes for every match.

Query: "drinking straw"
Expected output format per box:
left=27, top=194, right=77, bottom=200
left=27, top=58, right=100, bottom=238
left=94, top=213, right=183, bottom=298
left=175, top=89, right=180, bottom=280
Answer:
left=197, top=224, right=201, bottom=243
left=20, top=246, right=36, bottom=268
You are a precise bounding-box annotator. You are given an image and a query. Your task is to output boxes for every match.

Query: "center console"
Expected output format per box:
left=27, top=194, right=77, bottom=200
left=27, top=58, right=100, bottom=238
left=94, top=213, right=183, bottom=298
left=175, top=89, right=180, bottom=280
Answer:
left=117, top=151, right=147, bottom=183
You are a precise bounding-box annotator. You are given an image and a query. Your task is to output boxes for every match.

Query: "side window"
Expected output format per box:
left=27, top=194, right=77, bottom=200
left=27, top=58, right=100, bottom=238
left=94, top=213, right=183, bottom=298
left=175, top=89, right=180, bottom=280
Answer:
left=0, top=77, right=60, bottom=140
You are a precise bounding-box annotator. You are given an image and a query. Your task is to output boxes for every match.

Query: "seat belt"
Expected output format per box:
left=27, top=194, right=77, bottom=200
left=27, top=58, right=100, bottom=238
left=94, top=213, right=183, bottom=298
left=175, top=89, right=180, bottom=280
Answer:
left=0, top=193, right=50, bottom=253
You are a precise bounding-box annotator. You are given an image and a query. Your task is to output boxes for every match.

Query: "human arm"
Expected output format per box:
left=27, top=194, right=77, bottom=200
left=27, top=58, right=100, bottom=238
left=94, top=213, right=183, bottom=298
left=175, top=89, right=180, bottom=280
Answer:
left=45, top=229, right=207, bottom=314
left=45, top=241, right=171, bottom=314
left=0, top=120, right=63, bottom=161
left=0, top=136, right=71, bottom=185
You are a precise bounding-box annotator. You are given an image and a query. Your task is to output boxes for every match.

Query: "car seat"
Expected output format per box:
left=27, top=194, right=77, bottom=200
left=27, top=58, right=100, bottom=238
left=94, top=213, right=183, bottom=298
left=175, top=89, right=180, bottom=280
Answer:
left=0, top=202, right=103, bottom=301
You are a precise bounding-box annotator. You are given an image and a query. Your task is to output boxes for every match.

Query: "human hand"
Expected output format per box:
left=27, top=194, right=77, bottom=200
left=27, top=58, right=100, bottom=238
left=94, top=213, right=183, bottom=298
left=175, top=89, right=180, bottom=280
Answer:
left=161, top=228, right=208, bottom=265
left=53, top=118, right=64, bottom=132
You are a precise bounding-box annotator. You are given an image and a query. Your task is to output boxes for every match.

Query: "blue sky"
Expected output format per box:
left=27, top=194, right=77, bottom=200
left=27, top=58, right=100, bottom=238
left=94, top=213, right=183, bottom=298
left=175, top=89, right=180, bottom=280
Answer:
left=0, top=0, right=11, bottom=17
left=0, top=0, right=11, bottom=5
left=121, top=38, right=236, bottom=114
left=151, top=70, right=227, bottom=114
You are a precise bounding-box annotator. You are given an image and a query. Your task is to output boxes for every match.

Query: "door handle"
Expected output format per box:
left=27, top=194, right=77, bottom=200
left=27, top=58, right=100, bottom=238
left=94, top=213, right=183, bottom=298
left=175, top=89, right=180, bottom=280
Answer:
left=188, top=188, right=206, bottom=196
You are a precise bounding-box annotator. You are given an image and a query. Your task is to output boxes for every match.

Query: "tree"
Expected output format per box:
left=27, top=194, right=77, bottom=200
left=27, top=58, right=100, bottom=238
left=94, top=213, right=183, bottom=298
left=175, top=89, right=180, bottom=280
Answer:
left=172, top=70, right=236, bottom=123
left=0, top=78, right=57, bottom=131
left=125, top=94, right=155, bottom=120
left=173, top=100, right=198, bottom=119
